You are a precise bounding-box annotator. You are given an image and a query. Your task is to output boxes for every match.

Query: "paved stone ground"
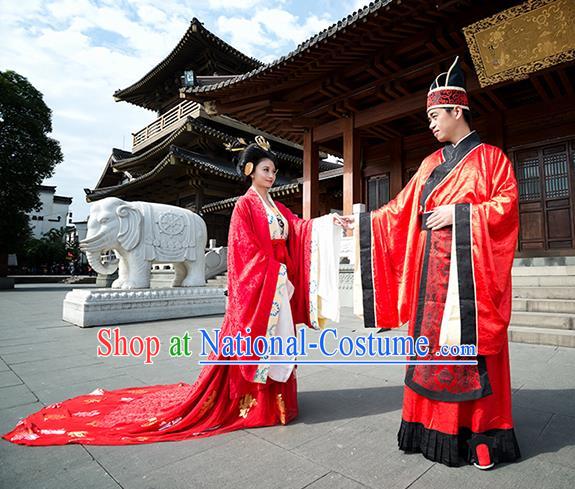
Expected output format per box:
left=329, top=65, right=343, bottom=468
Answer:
left=1, top=284, right=574, bottom=489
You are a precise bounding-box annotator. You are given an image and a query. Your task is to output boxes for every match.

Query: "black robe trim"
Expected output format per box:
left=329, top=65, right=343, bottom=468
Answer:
left=359, top=212, right=376, bottom=328
left=454, top=203, right=477, bottom=346
left=420, top=131, right=482, bottom=210
left=398, top=419, right=521, bottom=467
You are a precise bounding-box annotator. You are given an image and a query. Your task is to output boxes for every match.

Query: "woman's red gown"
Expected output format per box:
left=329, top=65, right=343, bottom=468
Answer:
left=2, top=188, right=316, bottom=445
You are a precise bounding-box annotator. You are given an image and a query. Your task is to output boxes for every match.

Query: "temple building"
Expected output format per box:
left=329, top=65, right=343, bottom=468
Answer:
left=86, top=0, right=575, bottom=346
left=181, top=0, right=575, bottom=259
left=86, top=18, right=343, bottom=246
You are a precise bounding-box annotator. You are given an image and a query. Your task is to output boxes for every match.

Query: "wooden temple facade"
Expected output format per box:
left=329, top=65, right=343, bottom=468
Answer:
left=87, top=19, right=342, bottom=246
left=181, top=0, right=575, bottom=257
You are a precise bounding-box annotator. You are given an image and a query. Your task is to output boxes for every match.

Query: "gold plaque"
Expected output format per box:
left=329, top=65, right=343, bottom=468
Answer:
left=463, top=0, right=575, bottom=87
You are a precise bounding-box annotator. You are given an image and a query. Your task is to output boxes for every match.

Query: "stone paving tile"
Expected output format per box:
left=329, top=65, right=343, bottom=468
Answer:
left=408, top=455, right=575, bottom=489
left=245, top=368, right=403, bottom=451
left=111, top=361, right=202, bottom=386
left=86, top=430, right=246, bottom=486
left=547, top=348, right=575, bottom=367
left=0, top=384, right=38, bottom=410
left=0, top=402, right=46, bottom=434
left=16, top=364, right=131, bottom=392
left=0, top=370, right=23, bottom=388
left=291, top=410, right=434, bottom=489
left=533, top=414, right=575, bottom=469
left=0, top=445, right=121, bottom=489
left=303, top=471, right=370, bottom=489
left=119, top=433, right=329, bottom=489
left=31, top=374, right=148, bottom=406
left=512, top=384, right=575, bottom=419
left=1, top=285, right=575, bottom=489
left=511, top=403, right=554, bottom=461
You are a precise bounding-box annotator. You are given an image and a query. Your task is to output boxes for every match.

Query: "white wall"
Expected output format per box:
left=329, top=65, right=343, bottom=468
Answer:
left=28, top=187, right=71, bottom=238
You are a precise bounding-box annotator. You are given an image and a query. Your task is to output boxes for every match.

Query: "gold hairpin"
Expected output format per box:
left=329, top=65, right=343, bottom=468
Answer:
left=255, top=135, right=271, bottom=151
left=224, top=137, right=248, bottom=152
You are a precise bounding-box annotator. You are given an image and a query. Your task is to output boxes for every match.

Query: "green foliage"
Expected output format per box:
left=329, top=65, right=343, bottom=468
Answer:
left=21, top=226, right=69, bottom=269
left=0, top=70, right=63, bottom=254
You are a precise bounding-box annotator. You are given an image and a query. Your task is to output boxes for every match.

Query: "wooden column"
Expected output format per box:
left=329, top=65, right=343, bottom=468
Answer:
left=303, top=129, right=319, bottom=219
left=486, top=111, right=506, bottom=150
left=343, top=116, right=362, bottom=217
left=389, top=137, right=404, bottom=199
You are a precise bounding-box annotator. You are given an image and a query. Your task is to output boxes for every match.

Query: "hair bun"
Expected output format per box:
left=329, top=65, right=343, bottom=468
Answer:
left=232, top=136, right=278, bottom=179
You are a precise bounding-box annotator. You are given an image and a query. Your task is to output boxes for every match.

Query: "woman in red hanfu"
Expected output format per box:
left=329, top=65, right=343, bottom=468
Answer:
left=349, top=57, right=521, bottom=469
left=3, top=136, right=343, bottom=446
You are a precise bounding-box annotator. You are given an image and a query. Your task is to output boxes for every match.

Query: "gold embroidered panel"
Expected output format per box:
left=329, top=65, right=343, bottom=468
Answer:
left=463, top=0, right=575, bottom=87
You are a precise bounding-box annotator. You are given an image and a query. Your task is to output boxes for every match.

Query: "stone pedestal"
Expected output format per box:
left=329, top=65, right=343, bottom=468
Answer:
left=96, top=272, right=117, bottom=288
left=63, top=286, right=226, bottom=328
left=0, top=277, right=15, bottom=289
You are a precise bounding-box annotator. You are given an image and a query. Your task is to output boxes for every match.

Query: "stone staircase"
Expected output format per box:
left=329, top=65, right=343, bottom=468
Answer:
left=510, top=266, right=575, bottom=348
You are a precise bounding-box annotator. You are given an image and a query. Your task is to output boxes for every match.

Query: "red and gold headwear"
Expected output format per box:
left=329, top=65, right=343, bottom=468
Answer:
left=426, top=56, right=469, bottom=112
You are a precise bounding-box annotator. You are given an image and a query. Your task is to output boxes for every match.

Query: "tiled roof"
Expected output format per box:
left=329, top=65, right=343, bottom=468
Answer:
left=86, top=145, right=241, bottom=201
left=114, top=18, right=263, bottom=108
left=201, top=183, right=301, bottom=214
left=111, top=116, right=341, bottom=172
left=182, top=1, right=394, bottom=96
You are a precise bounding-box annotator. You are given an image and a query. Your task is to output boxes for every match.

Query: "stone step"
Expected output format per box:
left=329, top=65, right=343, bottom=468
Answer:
left=512, top=286, right=575, bottom=300
left=512, top=265, right=575, bottom=276
left=207, top=276, right=228, bottom=283
left=508, top=326, right=575, bottom=348
left=510, top=311, right=574, bottom=330
left=513, top=298, right=575, bottom=314
left=513, top=275, right=575, bottom=287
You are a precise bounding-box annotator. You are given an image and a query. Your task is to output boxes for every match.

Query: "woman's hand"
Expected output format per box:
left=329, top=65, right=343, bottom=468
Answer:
left=332, top=214, right=355, bottom=230
left=426, top=205, right=454, bottom=230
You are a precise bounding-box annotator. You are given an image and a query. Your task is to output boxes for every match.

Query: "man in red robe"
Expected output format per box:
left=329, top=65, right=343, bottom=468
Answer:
left=351, top=57, right=521, bottom=469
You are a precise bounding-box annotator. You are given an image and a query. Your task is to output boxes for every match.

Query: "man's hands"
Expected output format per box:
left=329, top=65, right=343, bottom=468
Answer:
left=333, top=214, right=355, bottom=231
left=426, top=205, right=454, bottom=230
left=333, top=206, right=453, bottom=232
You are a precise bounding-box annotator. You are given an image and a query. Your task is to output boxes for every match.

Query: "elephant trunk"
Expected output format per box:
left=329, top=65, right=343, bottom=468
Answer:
left=85, top=250, right=118, bottom=275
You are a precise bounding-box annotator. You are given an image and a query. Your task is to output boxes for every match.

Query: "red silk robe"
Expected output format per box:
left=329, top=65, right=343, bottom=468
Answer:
left=3, top=188, right=316, bottom=446
left=358, top=132, right=521, bottom=466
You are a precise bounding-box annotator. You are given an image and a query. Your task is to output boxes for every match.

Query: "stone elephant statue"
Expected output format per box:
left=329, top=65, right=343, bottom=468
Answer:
left=80, top=197, right=207, bottom=289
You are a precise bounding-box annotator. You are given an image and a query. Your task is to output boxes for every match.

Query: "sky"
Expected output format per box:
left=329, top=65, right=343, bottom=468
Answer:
left=1, top=0, right=369, bottom=222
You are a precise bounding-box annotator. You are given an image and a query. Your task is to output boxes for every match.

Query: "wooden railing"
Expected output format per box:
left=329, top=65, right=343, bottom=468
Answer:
left=132, top=100, right=199, bottom=151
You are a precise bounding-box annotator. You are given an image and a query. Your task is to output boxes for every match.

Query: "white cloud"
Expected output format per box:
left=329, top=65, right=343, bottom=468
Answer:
left=217, top=8, right=332, bottom=59
left=216, top=16, right=271, bottom=57
left=255, top=8, right=332, bottom=46
left=351, top=0, right=370, bottom=11
left=0, top=0, right=196, bottom=219
left=136, top=5, right=168, bottom=24
left=0, top=0, right=342, bottom=221
left=207, top=0, right=266, bottom=10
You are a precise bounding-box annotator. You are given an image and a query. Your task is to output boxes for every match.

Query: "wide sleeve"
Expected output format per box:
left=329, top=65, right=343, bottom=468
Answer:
left=277, top=204, right=342, bottom=329
left=355, top=169, right=424, bottom=328
left=467, top=149, right=519, bottom=355
left=223, top=197, right=283, bottom=383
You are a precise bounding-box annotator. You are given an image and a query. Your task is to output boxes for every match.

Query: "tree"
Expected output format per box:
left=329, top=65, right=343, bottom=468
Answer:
left=22, top=227, right=68, bottom=273
left=0, top=70, right=63, bottom=276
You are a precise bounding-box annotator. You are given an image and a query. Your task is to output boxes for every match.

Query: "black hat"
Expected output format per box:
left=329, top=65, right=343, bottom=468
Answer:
left=226, top=136, right=278, bottom=177
left=427, top=56, right=469, bottom=112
